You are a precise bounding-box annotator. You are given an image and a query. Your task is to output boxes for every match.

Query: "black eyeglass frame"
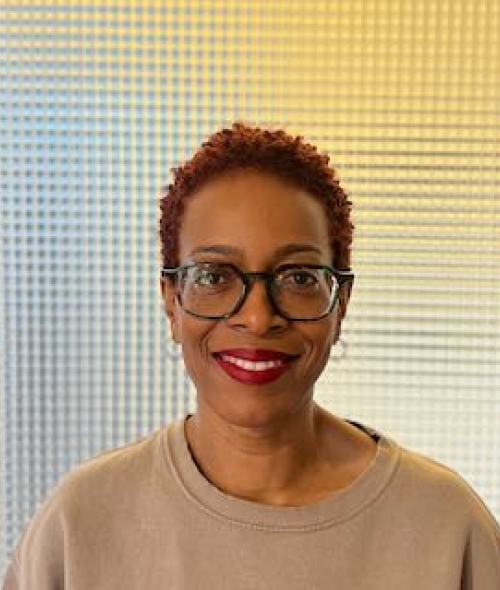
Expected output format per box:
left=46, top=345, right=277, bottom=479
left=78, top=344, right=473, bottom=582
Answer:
left=161, top=263, right=354, bottom=322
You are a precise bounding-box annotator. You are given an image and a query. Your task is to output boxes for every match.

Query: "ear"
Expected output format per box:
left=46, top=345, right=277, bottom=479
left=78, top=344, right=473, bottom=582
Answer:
left=160, top=278, right=180, bottom=343
left=337, top=281, right=352, bottom=321
left=333, top=282, right=352, bottom=343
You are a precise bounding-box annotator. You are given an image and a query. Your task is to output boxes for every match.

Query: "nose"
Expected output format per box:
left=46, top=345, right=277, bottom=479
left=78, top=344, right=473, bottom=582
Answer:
left=227, top=277, right=287, bottom=335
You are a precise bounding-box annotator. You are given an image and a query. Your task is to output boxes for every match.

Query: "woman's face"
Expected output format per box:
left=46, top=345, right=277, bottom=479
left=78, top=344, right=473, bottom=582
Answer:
left=161, top=169, right=349, bottom=429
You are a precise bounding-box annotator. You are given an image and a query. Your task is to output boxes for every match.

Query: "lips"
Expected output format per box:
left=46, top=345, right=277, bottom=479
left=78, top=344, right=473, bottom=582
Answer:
left=213, top=348, right=298, bottom=385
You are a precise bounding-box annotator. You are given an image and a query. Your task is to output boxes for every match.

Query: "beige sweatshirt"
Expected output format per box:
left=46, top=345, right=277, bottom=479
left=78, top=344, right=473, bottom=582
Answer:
left=3, top=418, right=500, bottom=589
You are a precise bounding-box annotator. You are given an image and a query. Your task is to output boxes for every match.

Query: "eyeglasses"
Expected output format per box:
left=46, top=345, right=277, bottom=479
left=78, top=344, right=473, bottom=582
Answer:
left=162, top=263, right=354, bottom=321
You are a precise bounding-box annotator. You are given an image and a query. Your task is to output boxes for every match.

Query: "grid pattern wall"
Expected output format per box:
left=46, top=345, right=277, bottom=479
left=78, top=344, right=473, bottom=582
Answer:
left=1, top=0, right=499, bottom=575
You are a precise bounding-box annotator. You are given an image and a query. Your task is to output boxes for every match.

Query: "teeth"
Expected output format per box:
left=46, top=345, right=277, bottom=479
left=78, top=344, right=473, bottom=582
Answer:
left=219, top=354, right=285, bottom=372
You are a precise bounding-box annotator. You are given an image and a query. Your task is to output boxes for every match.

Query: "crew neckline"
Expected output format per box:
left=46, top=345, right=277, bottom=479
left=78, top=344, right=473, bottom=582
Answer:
left=163, top=417, right=400, bottom=532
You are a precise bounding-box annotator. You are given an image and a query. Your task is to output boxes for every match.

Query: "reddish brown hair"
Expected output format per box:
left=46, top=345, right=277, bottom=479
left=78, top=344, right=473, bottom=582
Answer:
left=159, top=122, right=353, bottom=269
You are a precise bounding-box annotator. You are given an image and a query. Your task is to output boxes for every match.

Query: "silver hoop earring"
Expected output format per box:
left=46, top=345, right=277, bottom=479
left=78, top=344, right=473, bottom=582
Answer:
left=330, top=338, right=347, bottom=360
left=166, top=339, right=182, bottom=361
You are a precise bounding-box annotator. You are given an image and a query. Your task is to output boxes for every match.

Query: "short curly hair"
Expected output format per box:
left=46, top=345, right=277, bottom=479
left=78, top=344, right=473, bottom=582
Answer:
left=158, top=122, right=353, bottom=270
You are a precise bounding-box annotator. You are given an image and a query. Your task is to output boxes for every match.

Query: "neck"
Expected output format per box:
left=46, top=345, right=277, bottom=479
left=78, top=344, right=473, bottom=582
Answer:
left=185, top=402, right=346, bottom=506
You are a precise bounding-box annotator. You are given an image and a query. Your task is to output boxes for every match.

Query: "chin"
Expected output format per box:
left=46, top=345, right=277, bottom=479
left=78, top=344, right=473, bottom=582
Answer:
left=197, top=385, right=314, bottom=431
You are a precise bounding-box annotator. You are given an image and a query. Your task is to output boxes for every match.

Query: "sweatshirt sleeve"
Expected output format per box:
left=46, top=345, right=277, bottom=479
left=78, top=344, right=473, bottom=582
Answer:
left=460, top=505, right=500, bottom=589
left=2, top=558, right=20, bottom=590
left=2, top=493, right=66, bottom=590
left=2, top=431, right=164, bottom=590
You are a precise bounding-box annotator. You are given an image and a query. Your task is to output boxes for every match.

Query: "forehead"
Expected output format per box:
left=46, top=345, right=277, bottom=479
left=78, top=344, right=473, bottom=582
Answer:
left=178, top=169, right=331, bottom=263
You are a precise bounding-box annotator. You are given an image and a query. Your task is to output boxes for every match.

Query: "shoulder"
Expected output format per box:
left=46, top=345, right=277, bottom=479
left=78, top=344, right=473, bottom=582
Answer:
left=10, top=424, right=176, bottom=559
left=56, top=426, right=168, bottom=505
left=4, top=423, right=185, bottom=588
left=384, top=436, right=500, bottom=542
left=397, top=444, right=492, bottom=509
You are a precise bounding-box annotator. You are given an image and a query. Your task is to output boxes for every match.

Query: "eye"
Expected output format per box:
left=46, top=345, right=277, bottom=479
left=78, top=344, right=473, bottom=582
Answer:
left=278, top=268, right=320, bottom=290
left=190, top=264, right=235, bottom=289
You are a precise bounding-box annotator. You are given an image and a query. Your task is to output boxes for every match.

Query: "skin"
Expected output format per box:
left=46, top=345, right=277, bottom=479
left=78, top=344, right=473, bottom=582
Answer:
left=161, top=169, right=377, bottom=507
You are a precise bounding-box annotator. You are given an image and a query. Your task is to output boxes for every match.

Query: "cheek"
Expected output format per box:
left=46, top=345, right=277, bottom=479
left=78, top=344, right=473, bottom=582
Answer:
left=303, top=318, right=339, bottom=363
left=175, top=316, right=217, bottom=370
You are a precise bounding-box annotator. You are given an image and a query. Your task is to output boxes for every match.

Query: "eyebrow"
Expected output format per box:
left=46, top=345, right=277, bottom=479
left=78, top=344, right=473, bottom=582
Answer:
left=189, top=244, right=325, bottom=258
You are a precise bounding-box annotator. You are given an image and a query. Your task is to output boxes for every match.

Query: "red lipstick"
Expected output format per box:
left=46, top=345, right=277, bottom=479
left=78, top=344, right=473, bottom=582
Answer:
left=213, top=348, right=296, bottom=385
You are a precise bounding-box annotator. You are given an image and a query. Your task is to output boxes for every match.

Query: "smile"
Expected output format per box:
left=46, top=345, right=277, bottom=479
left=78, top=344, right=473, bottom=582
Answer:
left=213, top=349, right=297, bottom=385
left=219, top=354, right=285, bottom=372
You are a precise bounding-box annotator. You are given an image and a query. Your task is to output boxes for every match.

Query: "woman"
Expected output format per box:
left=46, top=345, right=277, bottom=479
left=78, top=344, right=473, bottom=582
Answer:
left=4, top=123, right=500, bottom=589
